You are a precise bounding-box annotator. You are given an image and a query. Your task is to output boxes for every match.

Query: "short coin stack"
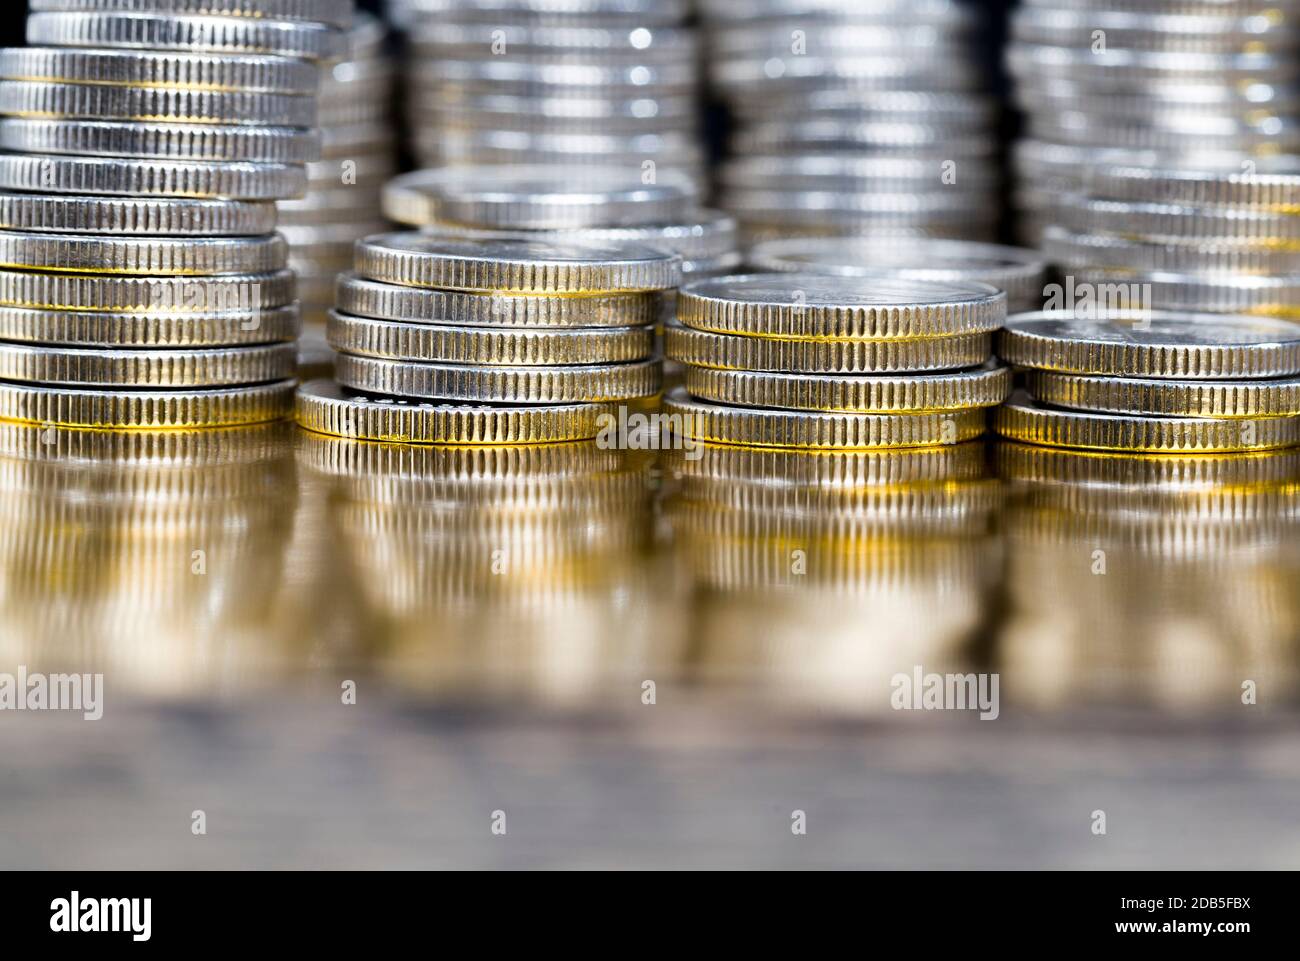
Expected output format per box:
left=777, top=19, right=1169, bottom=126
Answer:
left=390, top=0, right=705, bottom=189
left=0, top=0, right=350, bottom=430
left=994, top=310, right=1300, bottom=453
left=1007, top=0, right=1300, bottom=245
left=1044, top=161, right=1300, bottom=319
left=295, top=232, right=679, bottom=445
left=663, top=275, right=1011, bottom=450
left=701, top=0, right=1001, bottom=248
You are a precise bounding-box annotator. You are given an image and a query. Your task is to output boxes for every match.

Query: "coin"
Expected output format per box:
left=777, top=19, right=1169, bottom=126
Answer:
left=662, top=387, right=988, bottom=449
left=1087, top=160, right=1300, bottom=211
left=335, top=273, right=660, bottom=328
left=26, top=12, right=349, bottom=61
left=0, top=378, right=294, bottom=428
left=294, top=378, right=606, bottom=445
left=415, top=209, right=738, bottom=263
left=336, top=353, right=662, bottom=403
left=0, top=192, right=276, bottom=235
left=0, top=46, right=321, bottom=94
left=382, top=165, right=697, bottom=229
left=993, top=391, right=1300, bottom=452
left=1056, top=192, right=1300, bottom=243
left=0, top=231, right=286, bottom=275
left=0, top=153, right=305, bottom=200
left=746, top=237, right=1047, bottom=311
left=0, top=303, right=299, bottom=346
left=0, top=268, right=295, bottom=311
left=327, top=311, right=654, bottom=365
left=1043, top=225, right=1300, bottom=276
left=676, top=274, right=1005, bottom=340
left=354, top=234, right=681, bottom=294
left=0, top=80, right=318, bottom=128
left=29, top=0, right=355, bottom=29
left=998, top=311, right=1300, bottom=378
left=0, top=342, right=296, bottom=387
left=682, top=362, right=1011, bottom=413
left=1026, top=369, right=1300, bottom=418
left=0, top=118, right=320, bottom=164
left=1065, top=268, right=1300, bottom=317
left=666, top=322, right=992, bottom=374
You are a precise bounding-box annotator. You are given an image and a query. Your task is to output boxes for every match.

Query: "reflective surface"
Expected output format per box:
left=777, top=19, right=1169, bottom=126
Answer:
left=1, top=422, right=1298, bottom=868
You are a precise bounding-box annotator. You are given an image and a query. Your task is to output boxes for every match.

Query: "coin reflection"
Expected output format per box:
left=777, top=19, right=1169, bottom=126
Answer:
left=0, top=421, right=298, bottom=696
left=996, top=441, right=1300, bottom=712
left=661, top=440, right=1002, bottom=715
left=296, top=434, right=658, bottom=706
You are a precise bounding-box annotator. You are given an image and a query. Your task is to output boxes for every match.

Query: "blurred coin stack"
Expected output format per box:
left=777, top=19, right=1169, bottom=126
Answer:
left=1008, top=0, right=1300, bottom=246
left=994, top=310, right=1300, bottom=453
left=748, top=236, right=1050, bottom=313
left=279, top=12, right=395, bottom=336
left=0, top=0, right=351, bottom=429
left=1044, top=161, right=1300, bottom=318
left=295, top=232, right=679, bottom=445
left=700, top=0, right=1001, bottom=249
left=388, top=0, right=706, bottom=190
left=663, top=275, right=1011, bottom=450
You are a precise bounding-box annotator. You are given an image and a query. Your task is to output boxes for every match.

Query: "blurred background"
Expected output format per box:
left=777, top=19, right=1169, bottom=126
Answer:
left=1, top=0, right=1298, bottom=870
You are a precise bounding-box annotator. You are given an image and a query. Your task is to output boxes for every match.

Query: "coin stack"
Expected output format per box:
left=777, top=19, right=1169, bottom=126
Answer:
left=389, top=0, right=706, bottom=190
left=994, top=310, right=1300, bottom=454
left=295, top=232, right=679, bottom=445
left=279, top=12, right=395, bottom=335
left=662, top=275, right=1011, bottom=450
left=1044, top=161, right=1300, bottom=318
left=0, top=0, right=350, bottom=430
left=700, top=0, right=1001, bottom=248
left=747, top=237, right=1050, bottom=314
left=1007, top=0, right=1300, bottom=245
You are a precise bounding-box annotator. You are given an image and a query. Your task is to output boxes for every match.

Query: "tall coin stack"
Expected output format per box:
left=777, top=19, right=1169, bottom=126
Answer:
left=1007, top=0, right=1300, bottom=246
left=295, top=232, right=679, bottom=445
left=994, top=310, right=1300, bottom=454
left=701, top=0, right=1001, bottom=249
left=663, top=275, right=1011, bottom=450
left=280, top=12, right=395, bottom=337
left=1044, top=161, right=1300, bottom=319
left=389, top=0, right=706, bottom=190
left=0, top=0, right=350, bottom=430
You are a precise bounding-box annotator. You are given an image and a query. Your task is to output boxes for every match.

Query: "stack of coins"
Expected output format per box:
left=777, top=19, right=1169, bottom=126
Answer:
left=295, top=232, right=679, bottom=445
left=389, top=0, right=705, bottom=189
left=700, top=0, right=1001, bottom=248
left=279, top=12, right=395, bottom=332
left=0, top=0, right=350, bottom=429
left=747, top=236, right=1050, bottom=313
left=994, top=310, right=1300, bottom=454
left=663, top=275, right=1011, bottom=451
left=1043, top=161, right=1300, bottom=318
left=1007, top=0, right=1300, bottom=245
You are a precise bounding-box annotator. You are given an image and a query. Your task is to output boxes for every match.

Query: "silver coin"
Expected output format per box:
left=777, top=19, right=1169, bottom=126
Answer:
left=747, top=237, right=1046, bottom=311
left=0, top=303, right=300, bottom=347
left=0, top=268, right=296, bottom=312
left=0, top=341, right=298, bottom=388
left=0, top=80, right=318, bottom=128
left=0, top=45, right=320, bottom=94
left=411, top=58, right=697, bottom=93
left=719, top=154, right=998, bottom=191
left=382, top=164, right=697, bottom=229
left=1043, top=225, right=1300, bottom=276
left=0, top=153, right=306, bottom=201
left=0, top=192, right=276, bottom=235
left=730, top=119, right=998, bottom=156
left=409, top=22, right=697, bottom=59
left=29, top=0, right=355, bottom=29
left=0, top=231, right=287, bottom=275
left=0, top=118, right=320, bottom=164
left=392, top=0, right=689, bottom=25
left=26, top=12, right=349, bottom=61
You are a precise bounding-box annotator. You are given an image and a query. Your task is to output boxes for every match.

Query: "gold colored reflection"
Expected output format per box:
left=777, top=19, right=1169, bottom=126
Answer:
left=0, top=421, right=299, bottom=696
left=996, top=441, right=1300, bottom=712
left=661, top=441, right=1003, bottom=715
left=295, top=434, right=660, bottom=706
